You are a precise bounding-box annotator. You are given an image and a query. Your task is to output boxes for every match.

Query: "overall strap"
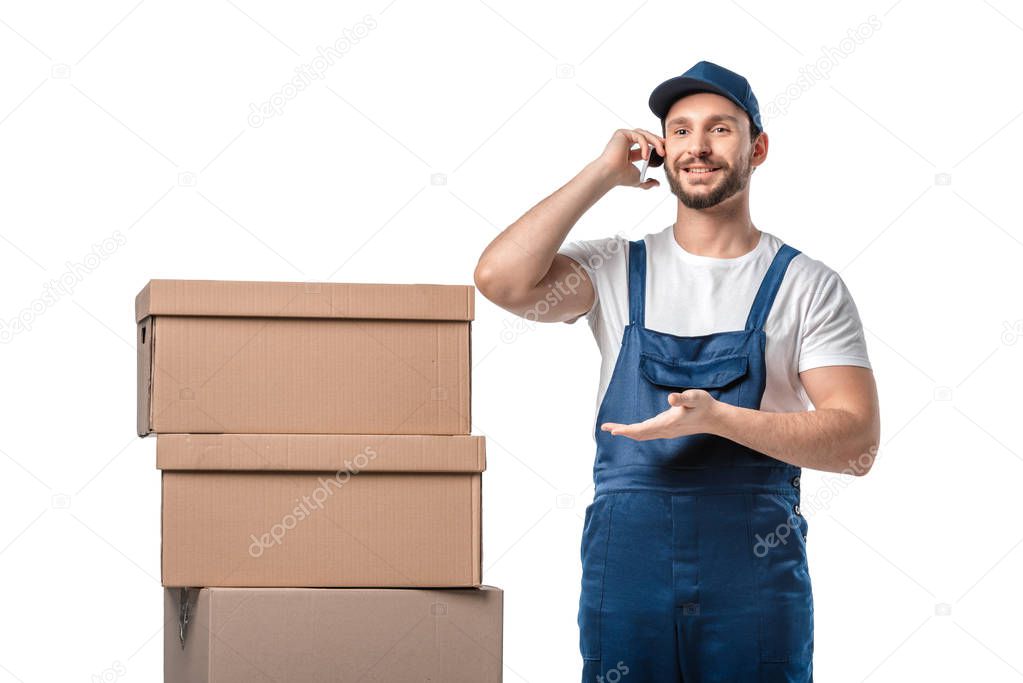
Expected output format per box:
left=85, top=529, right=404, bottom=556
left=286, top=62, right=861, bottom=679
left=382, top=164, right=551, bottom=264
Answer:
left=627, top=239, right=647, bottom=326
left=745, top=244, right=801, bottom=331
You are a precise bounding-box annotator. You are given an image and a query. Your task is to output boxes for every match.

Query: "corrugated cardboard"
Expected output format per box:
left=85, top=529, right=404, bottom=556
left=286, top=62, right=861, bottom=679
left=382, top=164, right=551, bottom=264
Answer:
left=159, top=434, right=484, bottom=588
left=165, top=586, right=504, bottom=682
left=135, top=279, right=473, bottom=436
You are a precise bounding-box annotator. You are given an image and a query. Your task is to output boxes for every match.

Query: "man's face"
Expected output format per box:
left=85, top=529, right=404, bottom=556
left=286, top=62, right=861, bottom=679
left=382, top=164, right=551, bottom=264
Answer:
left=662, top=93, right=760, bottom=210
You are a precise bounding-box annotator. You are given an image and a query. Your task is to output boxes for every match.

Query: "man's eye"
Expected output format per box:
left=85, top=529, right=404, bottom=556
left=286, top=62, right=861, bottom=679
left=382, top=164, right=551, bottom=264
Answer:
left=713, top=127, right=728, bottom=133
left=674, top=129, right=687, bottom=136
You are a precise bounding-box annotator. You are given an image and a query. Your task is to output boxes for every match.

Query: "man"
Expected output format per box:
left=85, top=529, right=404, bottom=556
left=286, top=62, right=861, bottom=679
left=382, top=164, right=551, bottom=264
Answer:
left=474, top=60, right=880, bottom=681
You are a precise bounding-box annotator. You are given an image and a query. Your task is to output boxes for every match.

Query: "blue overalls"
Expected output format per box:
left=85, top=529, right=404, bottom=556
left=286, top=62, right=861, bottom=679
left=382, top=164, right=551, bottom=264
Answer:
left=578, top=238, right=813, bottom=682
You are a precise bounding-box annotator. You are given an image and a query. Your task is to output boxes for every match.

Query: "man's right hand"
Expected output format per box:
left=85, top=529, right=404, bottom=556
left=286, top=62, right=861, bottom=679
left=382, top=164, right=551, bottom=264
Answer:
left=595, top=129, right=666, bottom=190
left=476, top=129, right=666, bottom=324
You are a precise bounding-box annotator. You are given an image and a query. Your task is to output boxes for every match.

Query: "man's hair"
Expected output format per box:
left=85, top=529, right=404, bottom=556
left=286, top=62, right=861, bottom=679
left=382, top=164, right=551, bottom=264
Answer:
left=745, top=113, right=761, bottom=145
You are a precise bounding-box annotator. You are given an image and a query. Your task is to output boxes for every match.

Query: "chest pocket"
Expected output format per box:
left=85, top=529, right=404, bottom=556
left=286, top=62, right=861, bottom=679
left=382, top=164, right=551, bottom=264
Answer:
left=638, top=352, right=749, bottom=399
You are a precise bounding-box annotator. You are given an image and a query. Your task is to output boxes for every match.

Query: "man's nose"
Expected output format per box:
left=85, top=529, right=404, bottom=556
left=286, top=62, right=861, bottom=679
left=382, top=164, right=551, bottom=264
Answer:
left=686, top=134, right=712, bottom=157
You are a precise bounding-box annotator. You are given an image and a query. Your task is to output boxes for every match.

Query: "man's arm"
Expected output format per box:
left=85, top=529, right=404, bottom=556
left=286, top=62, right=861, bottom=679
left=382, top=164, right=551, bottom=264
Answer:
left=713, top=271, right=879, bottom=474
left=600, top=365, right=881, bottom=476
left=711, top=365, right=880, bottom=475
left=473, top=129, right=664, bottom=323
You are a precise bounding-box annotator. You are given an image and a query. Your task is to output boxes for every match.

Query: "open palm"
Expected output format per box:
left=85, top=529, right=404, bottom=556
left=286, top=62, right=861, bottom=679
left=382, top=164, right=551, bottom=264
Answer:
left=600, top=389, right=719, bottom=441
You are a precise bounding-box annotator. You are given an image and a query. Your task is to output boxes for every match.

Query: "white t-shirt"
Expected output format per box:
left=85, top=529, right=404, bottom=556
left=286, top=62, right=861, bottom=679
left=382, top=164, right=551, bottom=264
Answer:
left=558, top=225, right=872, bottom=424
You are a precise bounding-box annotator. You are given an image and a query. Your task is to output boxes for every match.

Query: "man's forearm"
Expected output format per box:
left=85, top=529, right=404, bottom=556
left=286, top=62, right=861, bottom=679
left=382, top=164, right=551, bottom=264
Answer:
left=476, top=160, right=616, bottom=293
left=709, top=403, right=877, bottom=475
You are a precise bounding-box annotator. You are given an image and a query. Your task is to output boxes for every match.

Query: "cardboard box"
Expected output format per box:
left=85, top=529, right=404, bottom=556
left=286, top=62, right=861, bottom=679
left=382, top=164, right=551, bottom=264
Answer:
left=158, top=433, right=484, bottom=587
left=165, top=586, right=503, bottom=682
left=136, top=279, right=473, bottom=436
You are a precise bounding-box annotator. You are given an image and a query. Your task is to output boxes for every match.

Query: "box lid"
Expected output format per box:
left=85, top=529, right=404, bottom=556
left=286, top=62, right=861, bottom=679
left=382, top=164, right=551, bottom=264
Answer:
left=135, top=279, right=474, bottom=323
left=156, top=434, right=486, bottom=472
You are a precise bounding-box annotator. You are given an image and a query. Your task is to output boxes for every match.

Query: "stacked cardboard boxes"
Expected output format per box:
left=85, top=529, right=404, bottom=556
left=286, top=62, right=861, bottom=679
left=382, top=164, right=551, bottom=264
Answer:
left=135, top=279, right=502, bottom=682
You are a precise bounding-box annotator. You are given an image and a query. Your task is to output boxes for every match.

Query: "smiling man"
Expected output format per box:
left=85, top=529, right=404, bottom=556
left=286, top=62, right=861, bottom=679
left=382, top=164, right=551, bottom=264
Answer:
left=474, top=60, right=880, bottom=682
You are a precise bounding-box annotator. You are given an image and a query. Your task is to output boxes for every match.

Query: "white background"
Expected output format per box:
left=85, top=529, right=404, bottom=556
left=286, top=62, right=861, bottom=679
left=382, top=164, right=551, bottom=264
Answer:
left=2, top=0, right=1022, bottom=681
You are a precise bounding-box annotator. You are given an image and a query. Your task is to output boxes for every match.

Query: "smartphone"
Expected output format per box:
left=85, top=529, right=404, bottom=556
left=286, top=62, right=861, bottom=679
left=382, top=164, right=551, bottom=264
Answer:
left=649, top=147, right=665, bottom=167
left=638, top=145, right=665, bottom=183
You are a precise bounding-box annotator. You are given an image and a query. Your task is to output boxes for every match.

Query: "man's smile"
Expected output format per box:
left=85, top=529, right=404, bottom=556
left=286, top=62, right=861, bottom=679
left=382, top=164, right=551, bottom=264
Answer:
left=682, top=165, right=721, bottom=179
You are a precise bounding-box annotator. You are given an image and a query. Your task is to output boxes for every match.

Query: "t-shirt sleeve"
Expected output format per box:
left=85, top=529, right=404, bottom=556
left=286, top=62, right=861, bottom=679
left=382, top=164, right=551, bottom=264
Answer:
left=557, top=237, right=616, bottom=325
left=798, top=270, right=872, bottom=372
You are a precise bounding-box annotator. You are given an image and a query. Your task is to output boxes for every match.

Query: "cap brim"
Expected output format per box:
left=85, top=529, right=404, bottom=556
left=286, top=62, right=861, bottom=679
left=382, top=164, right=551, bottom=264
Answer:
left=648, top=76, right=746, bottom=123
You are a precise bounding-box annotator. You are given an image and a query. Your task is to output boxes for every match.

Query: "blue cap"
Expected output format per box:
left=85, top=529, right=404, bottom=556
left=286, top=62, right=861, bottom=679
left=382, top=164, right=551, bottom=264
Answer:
left=648, top=61, right=762, bottom=137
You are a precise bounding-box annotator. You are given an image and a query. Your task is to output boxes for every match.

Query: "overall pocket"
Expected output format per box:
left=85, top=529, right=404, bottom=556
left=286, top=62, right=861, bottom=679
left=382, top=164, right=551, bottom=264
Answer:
left=578, top=496, right=613, bottom=662
left=747, top=492, right=813, bottom=664
left=638, top=352, right=749, bottom=401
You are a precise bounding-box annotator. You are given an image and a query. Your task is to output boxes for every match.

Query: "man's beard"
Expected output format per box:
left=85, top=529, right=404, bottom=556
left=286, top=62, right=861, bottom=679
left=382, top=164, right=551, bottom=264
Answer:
left=666, top=153, right=752, bottom=209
